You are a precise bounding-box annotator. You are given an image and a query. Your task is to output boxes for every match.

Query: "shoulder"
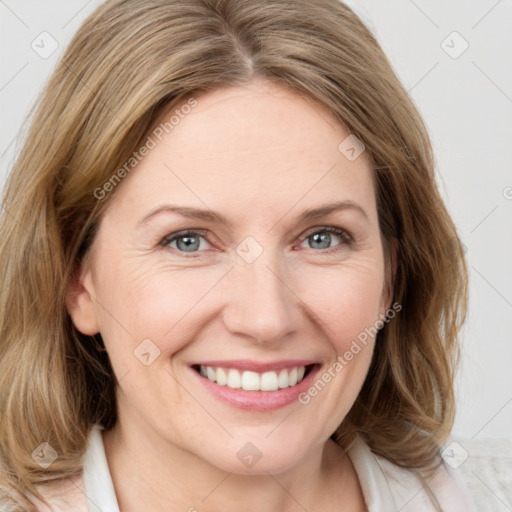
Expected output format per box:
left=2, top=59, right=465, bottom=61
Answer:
left=376, top=452, right=476, bottom=511
left=30, top=473, right=88, bottom=512
left=347, top=436, right=476, bottom=512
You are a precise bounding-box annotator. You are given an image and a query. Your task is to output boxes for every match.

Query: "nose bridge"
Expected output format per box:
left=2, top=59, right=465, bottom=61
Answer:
left=223, top=237, right=298, bottom=343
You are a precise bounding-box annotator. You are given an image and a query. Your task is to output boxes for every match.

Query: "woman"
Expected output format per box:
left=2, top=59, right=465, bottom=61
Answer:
left=0, top=0, right=475, bottom=510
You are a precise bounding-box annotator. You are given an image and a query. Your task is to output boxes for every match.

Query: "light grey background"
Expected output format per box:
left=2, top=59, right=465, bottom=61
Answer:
left=1, top=0, right=511, bottom=442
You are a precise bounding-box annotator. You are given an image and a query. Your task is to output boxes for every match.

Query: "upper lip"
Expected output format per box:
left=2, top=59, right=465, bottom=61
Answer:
left=191, top=359, right=318, bottom=372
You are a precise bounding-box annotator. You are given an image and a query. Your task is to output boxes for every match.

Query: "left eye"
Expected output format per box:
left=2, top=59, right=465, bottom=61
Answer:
left=299, top=227, right=351, bottom=251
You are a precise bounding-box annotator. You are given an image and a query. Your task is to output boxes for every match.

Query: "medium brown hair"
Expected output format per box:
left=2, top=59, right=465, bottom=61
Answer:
left=0, top=0, right=467, bottom=509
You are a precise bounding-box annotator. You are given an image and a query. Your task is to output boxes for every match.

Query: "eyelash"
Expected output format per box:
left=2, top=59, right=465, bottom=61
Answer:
left=159, top=226, right=354, bottom=257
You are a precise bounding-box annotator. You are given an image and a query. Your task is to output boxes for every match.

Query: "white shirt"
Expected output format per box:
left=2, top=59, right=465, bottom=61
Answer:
left=30, top=423, right=477, bottom=511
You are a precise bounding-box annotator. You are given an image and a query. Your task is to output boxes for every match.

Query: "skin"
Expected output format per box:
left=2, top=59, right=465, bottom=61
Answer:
left=67, top=78, right=394, bottom=512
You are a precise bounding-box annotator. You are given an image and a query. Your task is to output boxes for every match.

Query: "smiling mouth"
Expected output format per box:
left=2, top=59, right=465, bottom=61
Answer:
left=192, top=364, right=316, bottom=392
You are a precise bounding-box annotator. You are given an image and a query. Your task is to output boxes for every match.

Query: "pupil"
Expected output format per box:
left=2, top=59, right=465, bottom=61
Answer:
left=178, top=235, right=199, bottom=252
left=311, top=232, right=330, bottom=249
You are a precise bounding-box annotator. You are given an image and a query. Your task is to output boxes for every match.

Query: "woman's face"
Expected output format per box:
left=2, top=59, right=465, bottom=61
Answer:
left=68, top=79, right=393, bottom=474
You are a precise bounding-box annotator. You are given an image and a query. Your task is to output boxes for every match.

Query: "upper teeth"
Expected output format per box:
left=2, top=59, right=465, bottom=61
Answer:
left=199, top=365, right=307, bottom=391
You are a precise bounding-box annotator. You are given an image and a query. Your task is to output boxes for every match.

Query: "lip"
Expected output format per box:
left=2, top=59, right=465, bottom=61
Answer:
left=190, top=362, right=321, bottom=412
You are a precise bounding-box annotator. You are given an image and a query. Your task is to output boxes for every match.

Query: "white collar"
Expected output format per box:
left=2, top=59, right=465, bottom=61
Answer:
left=345, top=435, right=399, bottom=510
left=82, top=424, right=120, bottom=512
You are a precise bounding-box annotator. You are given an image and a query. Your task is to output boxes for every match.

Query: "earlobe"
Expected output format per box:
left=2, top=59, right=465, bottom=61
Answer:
left=65, top=264, right=100, bottom=336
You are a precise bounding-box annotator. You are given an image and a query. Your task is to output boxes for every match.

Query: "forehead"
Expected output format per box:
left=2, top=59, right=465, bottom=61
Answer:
left=108, top=80, right=376, bottom=225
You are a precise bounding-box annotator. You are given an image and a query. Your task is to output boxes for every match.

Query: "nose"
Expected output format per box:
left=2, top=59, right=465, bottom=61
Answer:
left=221, top=251, right=301, bottom=346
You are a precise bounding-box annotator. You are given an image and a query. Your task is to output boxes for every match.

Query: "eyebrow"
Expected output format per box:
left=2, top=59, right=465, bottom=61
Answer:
left=136, top=200, right=369, bottom=229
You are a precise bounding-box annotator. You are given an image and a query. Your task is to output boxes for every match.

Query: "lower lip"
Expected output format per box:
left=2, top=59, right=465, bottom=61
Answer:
left=191, top=365, right=321, bottom=412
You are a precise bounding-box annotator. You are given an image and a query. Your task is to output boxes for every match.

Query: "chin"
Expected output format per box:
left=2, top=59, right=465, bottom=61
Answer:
left=191, top=429, right=322, bottom=476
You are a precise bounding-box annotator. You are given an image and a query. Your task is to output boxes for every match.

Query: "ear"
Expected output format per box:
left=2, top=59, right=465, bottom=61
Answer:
left=380, top=238, right=398, bottom=314
left=66, top=258, right=100, bottom=336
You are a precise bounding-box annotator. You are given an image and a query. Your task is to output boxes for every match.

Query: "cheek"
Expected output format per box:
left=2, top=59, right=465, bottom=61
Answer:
left=93, top=259, right=224, bottom=358
left=293, top=263, right=385, bottom=427
left=297, top=259, right=386, bottom=352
